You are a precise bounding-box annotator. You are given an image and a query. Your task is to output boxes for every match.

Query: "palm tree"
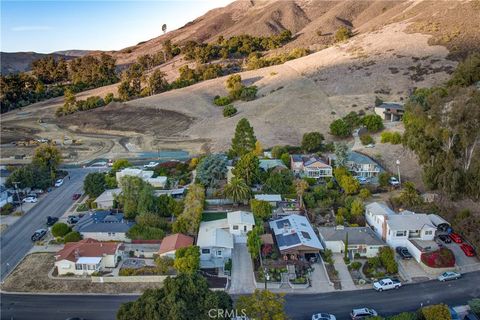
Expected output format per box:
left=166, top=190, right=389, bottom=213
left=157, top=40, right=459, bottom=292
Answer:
left=294, top=179, right=309, bottom=209
left=223, top=177, right=251, bottom=205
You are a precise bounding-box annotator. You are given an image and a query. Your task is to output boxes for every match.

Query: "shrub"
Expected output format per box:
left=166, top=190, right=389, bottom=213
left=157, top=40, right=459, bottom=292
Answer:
left=381, top=131, right=402, bottom=144
left=421, top=248, right=455, bottom=268
left=0, top=203, right=14, bottom=215
left=421, top=304, right=451, bottom=320
left=240, top=86, right=257, bottom=101
left=362, top=114, right=384, bottom=132
left=335, top=26, right=353, bottom=42
left=223, top=105, right=237, bottom=117
left=127, top=224, right=165, bottom=240
left=379, top=247, right=398, bottom=274
left=330, top=119, right=352, bottom=137
left=213, top=95, right=231, bottom=106
left=360, top=134, right=374, bottom=145
left=51, top=222, right=71, bottom=237
left=63, top=231, right=82, bottom=243
left=350, top=261, right=362, bottom=270
left=76, top=203, right=88, bottom=212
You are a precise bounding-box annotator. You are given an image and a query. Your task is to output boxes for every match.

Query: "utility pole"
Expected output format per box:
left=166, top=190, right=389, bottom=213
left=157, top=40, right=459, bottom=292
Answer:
left=13, top=182, right=23, bottom=213
left=396, top=159, right=401, bottom=185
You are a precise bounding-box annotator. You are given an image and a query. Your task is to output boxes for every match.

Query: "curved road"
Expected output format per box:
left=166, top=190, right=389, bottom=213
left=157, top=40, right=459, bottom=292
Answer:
left=0, top=168, right=96, bottom=281
left=1, top=271, right=479, bottom=320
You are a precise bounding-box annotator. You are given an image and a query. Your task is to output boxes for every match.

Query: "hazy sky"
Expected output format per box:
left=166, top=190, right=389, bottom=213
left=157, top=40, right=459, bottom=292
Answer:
left=1, top=0, right=233, bottom=53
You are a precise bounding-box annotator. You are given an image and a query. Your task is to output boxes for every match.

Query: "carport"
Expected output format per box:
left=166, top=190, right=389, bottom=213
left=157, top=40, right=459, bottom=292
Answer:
left=428, top=214, right=451, bottom=232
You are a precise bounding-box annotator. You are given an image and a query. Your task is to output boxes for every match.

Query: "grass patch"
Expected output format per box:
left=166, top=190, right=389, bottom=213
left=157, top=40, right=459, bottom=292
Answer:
left=201, top=211, right=227, bottom=222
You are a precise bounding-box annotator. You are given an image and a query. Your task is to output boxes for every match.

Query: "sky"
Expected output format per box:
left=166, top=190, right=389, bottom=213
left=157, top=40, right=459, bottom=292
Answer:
left=1, top=0, right=233, bottom=53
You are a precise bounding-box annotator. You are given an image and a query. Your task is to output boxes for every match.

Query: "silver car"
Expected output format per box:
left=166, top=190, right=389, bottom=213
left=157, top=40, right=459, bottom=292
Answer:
left=312, top=313, right=336, bottom=320
left=438, top=271, right=461, bottom=281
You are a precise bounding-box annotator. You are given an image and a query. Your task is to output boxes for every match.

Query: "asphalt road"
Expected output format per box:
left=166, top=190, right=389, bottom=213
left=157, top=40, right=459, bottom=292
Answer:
left=1, top=271, right=479, bottom=320
left=0, top=168, right=94, bottom=281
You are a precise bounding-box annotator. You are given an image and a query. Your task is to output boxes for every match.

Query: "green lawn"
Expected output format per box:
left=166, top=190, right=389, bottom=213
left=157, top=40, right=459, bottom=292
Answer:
left=201, top=211, right=227, bottom=222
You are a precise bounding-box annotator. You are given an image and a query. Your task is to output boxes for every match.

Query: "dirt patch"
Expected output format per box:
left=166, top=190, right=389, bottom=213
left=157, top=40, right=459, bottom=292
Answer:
left=1, top=253, right=163, bottom=293
left=54, top=102, right=194, bottom=137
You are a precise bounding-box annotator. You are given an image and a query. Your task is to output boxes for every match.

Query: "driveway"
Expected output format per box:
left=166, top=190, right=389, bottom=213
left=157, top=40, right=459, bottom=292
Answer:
left=445, top=242, right=480, bottom=273
left=0, top=168, right=94, bottom=281
left=332, top=254, right=356, bottom=291
left=229, top=243, right=255, bottom=294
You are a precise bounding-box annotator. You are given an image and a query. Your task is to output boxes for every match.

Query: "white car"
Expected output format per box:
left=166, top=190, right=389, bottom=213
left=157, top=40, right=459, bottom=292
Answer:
left=144, top=162, right=159, bottom=168
left=438, top=271, right=461, bottom=282
left=389, top=176, right=400, bottom=186
left=365, top=143, right=375, bottom=148
left=312, top=313, right=336, bottom=320
left=54, top=179, right=64, bottom=187
left=350, top=308, right=378, bottom=319
left=23, top=196, right=38, bottom=203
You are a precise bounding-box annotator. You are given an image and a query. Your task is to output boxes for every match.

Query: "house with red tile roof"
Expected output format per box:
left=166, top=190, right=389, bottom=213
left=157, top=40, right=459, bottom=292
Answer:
left=54, top=239, right=122, bottom=276
left=158, top=233, right=194, bottom=258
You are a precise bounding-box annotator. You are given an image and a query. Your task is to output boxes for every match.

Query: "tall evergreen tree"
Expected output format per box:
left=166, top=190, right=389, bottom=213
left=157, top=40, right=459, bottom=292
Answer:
left=229, top=118, right=257, bottom=158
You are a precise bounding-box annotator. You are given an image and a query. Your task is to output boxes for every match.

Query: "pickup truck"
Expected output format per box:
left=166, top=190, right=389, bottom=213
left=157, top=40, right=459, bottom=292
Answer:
left=373, top=278, right=401, bottom=291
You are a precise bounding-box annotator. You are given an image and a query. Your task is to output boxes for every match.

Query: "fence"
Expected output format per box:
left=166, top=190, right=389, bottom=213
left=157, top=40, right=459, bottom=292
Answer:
left=91, top=275, right=171, bottom=283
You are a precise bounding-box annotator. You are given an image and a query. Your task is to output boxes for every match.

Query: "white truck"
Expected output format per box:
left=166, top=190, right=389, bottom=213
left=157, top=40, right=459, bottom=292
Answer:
left=373, top=278, right=401, bottom=291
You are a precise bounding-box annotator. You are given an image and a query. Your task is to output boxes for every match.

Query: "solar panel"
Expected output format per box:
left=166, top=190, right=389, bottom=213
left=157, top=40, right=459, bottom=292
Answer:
left=301, top=231, right=311, bottom=240
left=276, top=219, right=291, bottom=229
left=277, top=232, right=301, bottom=248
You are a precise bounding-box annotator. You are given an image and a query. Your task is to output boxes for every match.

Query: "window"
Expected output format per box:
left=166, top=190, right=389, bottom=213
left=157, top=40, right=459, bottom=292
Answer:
left=88, top=264, right=95, bottom=270
left=75, top=264, right=82, bottom=270
left=244, top=225, right=247, bottom=232
left=425, top=230, right=433, bottom=235
left=216, top=250, right=222, bottom=257
left=233, top=225, right=239, bottom=230
left=201, top=249, right=210, bottom=254
left=396, top=231, right=407, bottom=237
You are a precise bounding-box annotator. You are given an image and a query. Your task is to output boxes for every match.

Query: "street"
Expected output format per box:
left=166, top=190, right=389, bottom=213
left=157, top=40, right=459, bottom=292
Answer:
left=0, top=168, right=94, bottom=281
left=1, top=271, right=479, bottom=320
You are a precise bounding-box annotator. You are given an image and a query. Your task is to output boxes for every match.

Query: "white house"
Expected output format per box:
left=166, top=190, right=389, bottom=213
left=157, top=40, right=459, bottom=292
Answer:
left=94, top=188, right=122, bottom=210
left=290, top=155, right=333, bottom=179
left=365, top=202, right=438, bottom=262
left=318, top=226, right=387, bottom=258
left=197, top=211, right=255, bottom=269
left=54, top=239, right=121, bottom=276
left=74, top=211, right=135, bottom=242
left=0, top=186, right=13, bottom=209
left=346, top=152, right=382, bottom=178
left=116, top=168, right=167, bottom=188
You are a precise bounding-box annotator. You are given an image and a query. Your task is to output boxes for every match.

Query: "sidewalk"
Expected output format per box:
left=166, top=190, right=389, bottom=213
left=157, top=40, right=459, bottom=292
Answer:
left=332, top=254, right=356, bottom=291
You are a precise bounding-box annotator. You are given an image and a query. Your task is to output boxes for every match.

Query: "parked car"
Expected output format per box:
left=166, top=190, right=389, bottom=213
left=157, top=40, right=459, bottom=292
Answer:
left=31, top=229, right=47, bottom=241
left=389, top=177, right=400, bottom=187
left=396, top=247, right=413, bottom=259
left=312, top=313, right=336, bottom=320
left=72, top=193, right=81, bottom=201
left=54, top=179, right=64, bottom=187
left=460, top=243, right=476, bottom=257
left=144, top=161, right=159, bottom=168
left=438, top=271, right=461, bottom=282
left=67, top=215, right=80, bottom=224
left=373, top=278, right=402, bottom=291
left=449, top=232, right=463, bottom=243
left=438, top=234, right=452, bottom=243
left=356, top=176, right=368, bottom=185
left=46, top=216, right=59, bottom=226
left=23, top=196, right=38, bottom=203
left=350, top=308, right=378, bottom=319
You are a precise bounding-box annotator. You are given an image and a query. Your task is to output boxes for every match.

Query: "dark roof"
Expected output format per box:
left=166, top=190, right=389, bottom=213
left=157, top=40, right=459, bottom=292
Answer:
left=74, top=211, right=135, bottom=233
left=0, top=169, right=11, bottom=178
left=348, top=152, right=381, bottom=167
left=276, top=232, right=301, bottom=248
left=377, top=103, right=404, bottom=110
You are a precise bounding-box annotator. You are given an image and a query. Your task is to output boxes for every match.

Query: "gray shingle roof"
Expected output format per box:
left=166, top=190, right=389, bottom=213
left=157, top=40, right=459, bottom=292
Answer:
left=318, top=227, right=386, bottom=246
left=74, top=211, right=135, bottom=233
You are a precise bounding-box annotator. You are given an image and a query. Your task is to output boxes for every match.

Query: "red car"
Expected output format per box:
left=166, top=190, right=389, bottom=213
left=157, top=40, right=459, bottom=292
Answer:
left=449, top=233, right=463, bottom=243
left=460, top=244, right=476, bottom=257
left=72, top=193, right=81, bottom=201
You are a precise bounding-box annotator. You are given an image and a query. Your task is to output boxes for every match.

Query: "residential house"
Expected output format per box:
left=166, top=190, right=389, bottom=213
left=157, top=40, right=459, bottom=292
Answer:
left=318, top=226, right=387, bottom=258
left=116, top=168, right=167, bottom=188
left=154, top=188, right=186, bottom=198
left=290, top=155, right=333, bottom=179
left=54, top=238, right=121, bottom=276
left=273, top=200, right=302, bottom=217
left=121, top=242, right=161, bottom=258
left=259, top=159, right=287, bottom=173
left=269, top=214, right=323, bottom=258
left=0, top=185, right=13, bottom=209
left=158, top=233, right=194, bottom=258
left=74, top=211, right=135, bottom=242
left=346, top=152, right=382, bottom=178
left=254, top=194, right=282, bottom=207
left=197, top=211, right=255, bottom=269
left=94, top=188, right=122, bottom=210
left=365, top=202, right=438, bottom=262
left=374, top=102, right=404, bottom=122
